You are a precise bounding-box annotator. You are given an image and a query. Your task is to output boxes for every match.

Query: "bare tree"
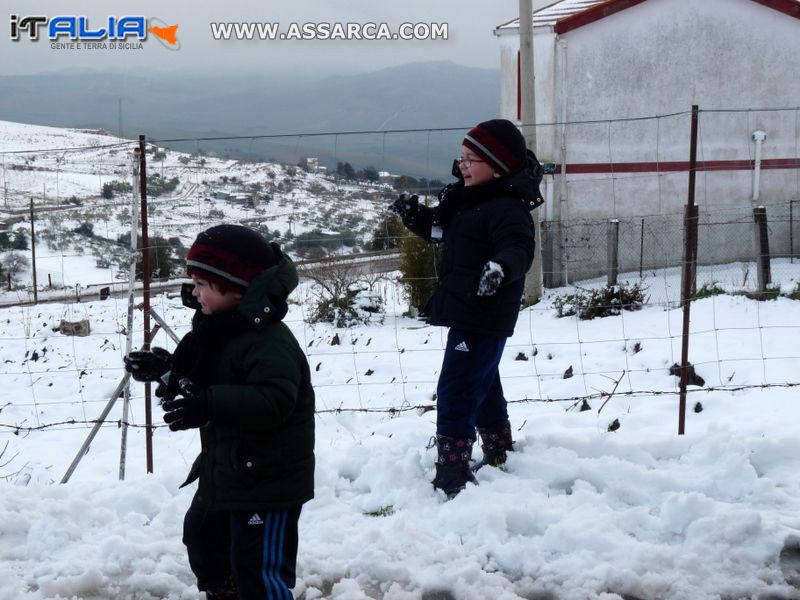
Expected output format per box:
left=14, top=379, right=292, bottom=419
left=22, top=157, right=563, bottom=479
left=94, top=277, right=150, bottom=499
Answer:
left=301, top=258, right=385, bottom=327
left=2, top=251, right=30, bottom=288
left=0, top=440, right=22, bottom=483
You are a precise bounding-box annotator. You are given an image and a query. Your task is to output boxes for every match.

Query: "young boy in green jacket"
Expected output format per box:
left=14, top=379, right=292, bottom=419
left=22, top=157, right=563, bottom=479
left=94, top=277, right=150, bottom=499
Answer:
left=125, top=224, right=315, bottom=599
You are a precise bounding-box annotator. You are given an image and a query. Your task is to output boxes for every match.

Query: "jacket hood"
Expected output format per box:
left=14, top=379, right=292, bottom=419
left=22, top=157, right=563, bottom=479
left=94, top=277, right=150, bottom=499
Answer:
left=504, top=149, right=544, bottom=210
left=236, top=243, right=298, bottom=328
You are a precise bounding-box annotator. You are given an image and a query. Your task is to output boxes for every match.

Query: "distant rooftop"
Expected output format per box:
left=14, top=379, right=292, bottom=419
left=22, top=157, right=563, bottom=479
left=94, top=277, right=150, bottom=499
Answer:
left=496, top=0, right=800, bottom=36
left=495, top=0, right=609, bottom=33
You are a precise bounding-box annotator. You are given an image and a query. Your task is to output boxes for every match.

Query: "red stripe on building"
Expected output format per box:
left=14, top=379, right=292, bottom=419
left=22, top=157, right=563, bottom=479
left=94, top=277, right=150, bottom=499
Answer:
left=553, top=158, right=800, bottom=174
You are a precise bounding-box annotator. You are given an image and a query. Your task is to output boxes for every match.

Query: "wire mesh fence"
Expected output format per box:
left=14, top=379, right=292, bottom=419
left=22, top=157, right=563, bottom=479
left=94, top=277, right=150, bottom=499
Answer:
left=0, top=106, right=799, bottom=479
left=545, top=200, right=800, bottom=297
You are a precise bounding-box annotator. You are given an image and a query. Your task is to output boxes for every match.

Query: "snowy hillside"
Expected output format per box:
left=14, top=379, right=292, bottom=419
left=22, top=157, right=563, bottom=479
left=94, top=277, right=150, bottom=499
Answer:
left=0, top=119, right=395, bottom=302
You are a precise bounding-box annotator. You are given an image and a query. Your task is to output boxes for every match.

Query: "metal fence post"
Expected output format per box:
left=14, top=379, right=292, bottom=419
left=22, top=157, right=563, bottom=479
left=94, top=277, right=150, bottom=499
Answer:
left=753, top=205, right=771, bottom=294
left=678, top=105, right=700, bottom=436
left=680, top=205, right=699, bottom=301
left=607, top=219, right=620, bottom=286
left=791, top=200, right=795, bottom=263
left=639, top=218, right=645, bottom=278
left=61, top=374, right=131, bottom=484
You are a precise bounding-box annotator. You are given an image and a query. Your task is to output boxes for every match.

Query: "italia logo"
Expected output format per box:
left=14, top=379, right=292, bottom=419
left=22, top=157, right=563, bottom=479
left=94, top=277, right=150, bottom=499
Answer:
left=10, top=15, right=180, bottom=49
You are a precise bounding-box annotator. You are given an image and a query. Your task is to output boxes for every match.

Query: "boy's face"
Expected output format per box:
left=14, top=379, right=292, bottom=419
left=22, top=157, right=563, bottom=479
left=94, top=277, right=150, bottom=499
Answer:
left=191, top=275, right=243, bottom=315
left=459, top=144, right=500, bottom=187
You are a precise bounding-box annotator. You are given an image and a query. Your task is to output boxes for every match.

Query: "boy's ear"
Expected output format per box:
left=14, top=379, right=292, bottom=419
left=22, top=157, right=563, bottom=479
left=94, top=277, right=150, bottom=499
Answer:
left=219, top=285, right=244, bottom=301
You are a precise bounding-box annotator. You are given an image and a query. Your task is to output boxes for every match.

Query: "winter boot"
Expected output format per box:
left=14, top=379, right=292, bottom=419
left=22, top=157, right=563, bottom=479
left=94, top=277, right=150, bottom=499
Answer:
left=432, top=435, right=477, bottom=498
left=204, top=576, right=238, bottom=600
left=474, top=420, right=514, bottom=471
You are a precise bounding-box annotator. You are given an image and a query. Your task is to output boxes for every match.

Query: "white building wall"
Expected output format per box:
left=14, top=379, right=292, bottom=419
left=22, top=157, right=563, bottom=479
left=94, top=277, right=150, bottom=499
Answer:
left=562, top=0, right=799, bottom=120
left=498, top=0, right=800, bottom=283
left=497, top=30, right=559, bottom=163
left=560, top=0, right=800, bottom=163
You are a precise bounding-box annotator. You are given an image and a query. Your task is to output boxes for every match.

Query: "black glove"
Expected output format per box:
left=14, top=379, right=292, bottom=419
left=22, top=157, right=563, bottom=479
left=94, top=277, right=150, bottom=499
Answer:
left=387, top=193, right=420, bottom=223
left=162, top=379, right=210, bottom=431
left=477, top=261, right=505, bottom=297
left=124, top=347, right=172, bottom=382
left=155, top=380, right=173, bottom=400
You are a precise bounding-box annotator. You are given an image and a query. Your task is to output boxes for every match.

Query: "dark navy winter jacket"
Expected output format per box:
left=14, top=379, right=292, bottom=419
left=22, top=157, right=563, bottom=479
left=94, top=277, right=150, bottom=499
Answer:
left=402, top=162, right=540, bottom=337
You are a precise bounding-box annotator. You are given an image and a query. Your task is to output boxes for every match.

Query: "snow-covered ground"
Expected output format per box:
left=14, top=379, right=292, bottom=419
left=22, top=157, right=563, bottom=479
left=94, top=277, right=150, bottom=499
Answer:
left=1, top=256, right=800, bottom=599
left=3, top=117, right=800, bottom=599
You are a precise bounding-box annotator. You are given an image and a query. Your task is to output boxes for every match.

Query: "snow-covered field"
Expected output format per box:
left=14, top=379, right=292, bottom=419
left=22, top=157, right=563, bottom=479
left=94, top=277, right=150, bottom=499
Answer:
left=1, top=256, right=800, bottom=599
left=3, top=118, right=800, bottom=599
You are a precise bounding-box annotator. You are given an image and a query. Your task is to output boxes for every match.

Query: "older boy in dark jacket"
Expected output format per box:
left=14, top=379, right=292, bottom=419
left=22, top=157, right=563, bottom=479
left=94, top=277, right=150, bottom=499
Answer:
left=125, top=224, right=314, bottom=599
left=390, top=119, right=543, bottom=497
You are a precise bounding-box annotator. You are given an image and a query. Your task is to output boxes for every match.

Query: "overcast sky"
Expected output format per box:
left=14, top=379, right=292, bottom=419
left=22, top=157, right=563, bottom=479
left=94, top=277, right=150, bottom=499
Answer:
left=2, top=1, right=546, bottom=77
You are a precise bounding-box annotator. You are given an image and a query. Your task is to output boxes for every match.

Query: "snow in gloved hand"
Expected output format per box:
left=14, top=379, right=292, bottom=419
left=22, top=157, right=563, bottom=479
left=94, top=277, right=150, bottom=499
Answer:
left=477, top=261, right=504, bottom=296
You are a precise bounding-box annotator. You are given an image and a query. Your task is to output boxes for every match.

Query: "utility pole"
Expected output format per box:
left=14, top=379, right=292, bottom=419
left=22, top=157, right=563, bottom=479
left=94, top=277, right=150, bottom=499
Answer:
left=138, top=135, right=154, bottom=473
left=519, top=0, right=536, bottom=151
left=120, top=147, right=141, bottom=480
left=519, top=0, right=543, bottom=302
left=30, top=197, right=37, bottom=304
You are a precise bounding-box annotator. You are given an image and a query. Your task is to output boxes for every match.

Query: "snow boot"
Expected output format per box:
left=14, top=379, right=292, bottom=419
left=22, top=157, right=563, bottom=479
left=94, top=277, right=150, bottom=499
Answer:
left=205, top=576, right=238, bottom=600
left=432, top=435, right=477, bottom=498
left=473, top=420, right=514, bottom=471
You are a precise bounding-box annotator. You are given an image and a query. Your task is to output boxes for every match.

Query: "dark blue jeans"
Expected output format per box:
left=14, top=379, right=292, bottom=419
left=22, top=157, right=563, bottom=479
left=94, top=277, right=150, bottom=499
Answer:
left=436, top=328, right=509, bottom=439
left=183, top=494, right=300, bottom=599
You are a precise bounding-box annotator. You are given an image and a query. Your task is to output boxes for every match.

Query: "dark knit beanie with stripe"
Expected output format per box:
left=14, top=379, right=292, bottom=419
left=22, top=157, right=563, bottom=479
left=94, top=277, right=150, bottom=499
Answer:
left=186, top=224, right=276, bottom=294
left=463, top=119, right=528, bottom=176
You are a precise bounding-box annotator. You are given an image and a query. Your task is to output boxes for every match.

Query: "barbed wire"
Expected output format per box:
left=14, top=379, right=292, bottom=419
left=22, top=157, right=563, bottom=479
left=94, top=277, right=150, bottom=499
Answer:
left=701, top=107, right=800, bottom=114
left=0, top=140, right=136, bottom=157
left=0, top=108, right=732, bottom=157
left=2, top=381, right=798, bottom=435
left=148, top=111, right=696, bottom=145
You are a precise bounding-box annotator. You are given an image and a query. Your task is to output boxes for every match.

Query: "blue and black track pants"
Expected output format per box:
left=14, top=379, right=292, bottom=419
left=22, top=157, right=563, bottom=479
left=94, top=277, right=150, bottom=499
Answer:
left=184, top=494, right=301, bottom=599
left=436, top=328, right=509, bottom=439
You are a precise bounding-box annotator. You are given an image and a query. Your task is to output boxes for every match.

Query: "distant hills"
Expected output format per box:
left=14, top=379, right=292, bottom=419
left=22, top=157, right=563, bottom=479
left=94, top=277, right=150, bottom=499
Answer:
left=0, top=61, right=500, bottom=177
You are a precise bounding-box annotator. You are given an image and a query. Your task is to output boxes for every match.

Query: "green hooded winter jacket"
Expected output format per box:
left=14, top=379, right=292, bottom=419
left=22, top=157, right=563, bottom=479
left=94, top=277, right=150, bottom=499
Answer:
left=181, top=246, right=315, bottom=511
